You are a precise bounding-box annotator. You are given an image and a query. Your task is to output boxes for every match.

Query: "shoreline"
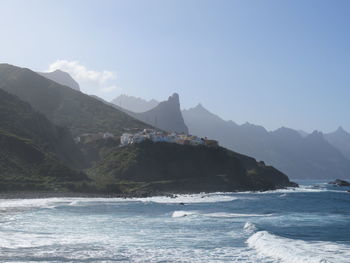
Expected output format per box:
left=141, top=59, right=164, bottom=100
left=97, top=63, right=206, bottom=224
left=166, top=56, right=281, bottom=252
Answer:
left=0, top=187, right=299, bottom=200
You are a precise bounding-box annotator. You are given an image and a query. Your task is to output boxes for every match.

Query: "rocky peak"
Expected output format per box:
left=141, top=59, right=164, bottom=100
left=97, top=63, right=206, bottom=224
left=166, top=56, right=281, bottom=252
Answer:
left=167, top=93, right=180, bottom=106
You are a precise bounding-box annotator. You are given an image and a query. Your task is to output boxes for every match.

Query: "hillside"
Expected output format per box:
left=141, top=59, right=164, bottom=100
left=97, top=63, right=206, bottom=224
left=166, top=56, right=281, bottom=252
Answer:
left=0, top=64, right=151, bottom=136
left=0, top=89, right=88, bottom=191
left=87, top=140, right=296, bottom=194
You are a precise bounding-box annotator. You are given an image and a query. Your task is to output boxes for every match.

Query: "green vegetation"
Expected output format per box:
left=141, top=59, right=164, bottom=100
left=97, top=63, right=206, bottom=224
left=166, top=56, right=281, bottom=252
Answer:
left=0, top=129, right=88, bottom=192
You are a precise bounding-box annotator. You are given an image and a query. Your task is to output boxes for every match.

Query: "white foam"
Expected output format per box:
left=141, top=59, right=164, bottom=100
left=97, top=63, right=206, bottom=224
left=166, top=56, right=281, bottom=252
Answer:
left=247, top=231, right=350, bottom=263
left=236, top=185, right=345, bottom=195
left=243, top=222, right=257, bottom=233
left=0, top=198, right=73, bottom=210
left=171, top=210, right=198, bottom=218
left=204, top=213, right=272, bottom=218
left=0, top=194, right=238, bottom=212
left=137, top=193, right=238, bottom=204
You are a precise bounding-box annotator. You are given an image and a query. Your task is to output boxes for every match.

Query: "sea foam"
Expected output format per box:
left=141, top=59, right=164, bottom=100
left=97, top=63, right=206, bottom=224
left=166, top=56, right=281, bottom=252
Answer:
left=247, top=230, right=350, bottom=263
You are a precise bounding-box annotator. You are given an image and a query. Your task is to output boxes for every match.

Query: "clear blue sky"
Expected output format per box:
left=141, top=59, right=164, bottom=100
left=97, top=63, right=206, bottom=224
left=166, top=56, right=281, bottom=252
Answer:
left=1, top=0, right=350, bottom=132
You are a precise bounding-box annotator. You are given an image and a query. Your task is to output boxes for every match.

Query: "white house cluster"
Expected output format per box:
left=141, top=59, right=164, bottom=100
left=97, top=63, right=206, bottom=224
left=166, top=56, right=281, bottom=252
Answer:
left=120, top=129, right=218, bottom=147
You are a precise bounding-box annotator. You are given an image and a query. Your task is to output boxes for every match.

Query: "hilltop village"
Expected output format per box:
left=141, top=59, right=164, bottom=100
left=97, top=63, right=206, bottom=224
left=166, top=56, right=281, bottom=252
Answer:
left=75, top=129, right=219, bottom=148
left=121, top=129, right=219, bottom=147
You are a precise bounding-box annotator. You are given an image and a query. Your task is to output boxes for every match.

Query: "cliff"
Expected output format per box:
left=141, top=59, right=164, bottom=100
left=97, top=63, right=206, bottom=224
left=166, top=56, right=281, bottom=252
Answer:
left=87, top=140, right=296, bottom=195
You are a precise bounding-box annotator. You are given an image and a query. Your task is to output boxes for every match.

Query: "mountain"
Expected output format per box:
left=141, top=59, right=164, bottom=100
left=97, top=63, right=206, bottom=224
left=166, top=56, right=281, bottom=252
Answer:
left=183, top=104, right=350, bottom=179
left=122, top=93, right=189, bottom=134
left=0, top=63, right=295, bottom=194
left=38, top=69, right=80, bottom=91
left=111, top=94, right=159, bottom=113
left=0, top=64, right=151, bottom=136
left=87, top=140, right=296, bottom=194
left=324, top=127, right=350, bottom=160
left=0, top=88, right=88, bottom=191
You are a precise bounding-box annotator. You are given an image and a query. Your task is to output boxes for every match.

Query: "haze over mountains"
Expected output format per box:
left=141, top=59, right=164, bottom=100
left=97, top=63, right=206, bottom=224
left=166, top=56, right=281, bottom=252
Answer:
left=112, top=94, right=159, bottom=112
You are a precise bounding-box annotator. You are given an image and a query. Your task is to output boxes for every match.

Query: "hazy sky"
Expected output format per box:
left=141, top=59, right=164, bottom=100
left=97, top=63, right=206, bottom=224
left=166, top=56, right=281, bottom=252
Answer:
left=1, top=0, right=350, bottom=132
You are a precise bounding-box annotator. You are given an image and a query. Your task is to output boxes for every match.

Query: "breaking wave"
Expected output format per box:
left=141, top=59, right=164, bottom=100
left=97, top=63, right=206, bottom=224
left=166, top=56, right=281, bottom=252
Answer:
left=247, top=231, right=350, bottom=263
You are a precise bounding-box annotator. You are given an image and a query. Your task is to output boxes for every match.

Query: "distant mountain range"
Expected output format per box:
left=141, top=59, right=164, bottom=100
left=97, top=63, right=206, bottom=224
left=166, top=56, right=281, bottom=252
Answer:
left=182, top=104, right=350, bottom=179
left=111, top=94, right=159, bottom=112
left=38, top=69, right=80, bottom=91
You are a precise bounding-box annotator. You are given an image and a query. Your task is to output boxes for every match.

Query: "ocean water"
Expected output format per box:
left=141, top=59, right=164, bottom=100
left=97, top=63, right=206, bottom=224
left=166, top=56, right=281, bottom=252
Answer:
left=0, top=181, right=349, bottom=263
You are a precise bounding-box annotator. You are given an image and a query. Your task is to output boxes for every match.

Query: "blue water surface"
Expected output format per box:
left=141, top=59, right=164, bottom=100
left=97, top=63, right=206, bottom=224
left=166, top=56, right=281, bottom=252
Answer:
left=0, top=180, right=349, bottom=263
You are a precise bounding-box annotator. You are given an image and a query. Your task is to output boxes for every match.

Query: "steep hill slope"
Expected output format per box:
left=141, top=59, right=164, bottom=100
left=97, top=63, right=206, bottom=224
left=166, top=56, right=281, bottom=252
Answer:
left=0, top=64, right=151, bottom=136
left=0, top=89, right=87, bottom=191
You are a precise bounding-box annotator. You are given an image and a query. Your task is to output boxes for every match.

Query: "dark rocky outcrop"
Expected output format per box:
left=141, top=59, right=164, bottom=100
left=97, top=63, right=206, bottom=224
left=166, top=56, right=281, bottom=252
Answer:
left=328, top=179, right=350, bottom=187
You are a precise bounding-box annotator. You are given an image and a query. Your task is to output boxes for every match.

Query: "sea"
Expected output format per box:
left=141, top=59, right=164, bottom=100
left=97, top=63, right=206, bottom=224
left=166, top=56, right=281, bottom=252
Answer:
left=0, top=180, right=349, bottom=263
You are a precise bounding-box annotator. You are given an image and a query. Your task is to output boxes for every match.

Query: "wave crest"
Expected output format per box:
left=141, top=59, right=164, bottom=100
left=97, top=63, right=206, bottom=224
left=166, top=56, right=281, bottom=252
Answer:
left=247, top=231, right=350, bottom=263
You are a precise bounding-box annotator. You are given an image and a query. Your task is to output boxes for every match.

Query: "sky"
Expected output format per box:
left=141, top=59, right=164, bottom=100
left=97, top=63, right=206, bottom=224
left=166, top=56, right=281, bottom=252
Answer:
left=1, top=0, right=350, bottom=133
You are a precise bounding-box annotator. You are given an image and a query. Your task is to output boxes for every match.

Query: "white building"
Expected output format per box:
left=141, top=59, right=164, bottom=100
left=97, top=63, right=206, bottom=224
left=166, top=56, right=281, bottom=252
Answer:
left=120, top=133, right=133, bottom=146
left=103, top=132, right=114, bottom=139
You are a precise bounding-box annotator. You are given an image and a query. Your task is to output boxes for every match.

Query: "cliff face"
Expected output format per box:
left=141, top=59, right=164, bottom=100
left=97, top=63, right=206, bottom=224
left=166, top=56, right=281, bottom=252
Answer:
left=121, top=93, right=189, bottom=134
left=87, top=141, right=296, bottom=194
